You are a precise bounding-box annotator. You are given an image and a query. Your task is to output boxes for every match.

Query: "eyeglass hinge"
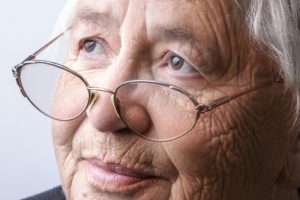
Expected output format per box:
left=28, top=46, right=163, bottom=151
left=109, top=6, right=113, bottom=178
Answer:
left=196, top=104, right=211, bottom=113
left=12, top=66, right=26, bottom=97
left=12, top=66, right=19, bottom=78
left=196, top=96, right=232, bottom=113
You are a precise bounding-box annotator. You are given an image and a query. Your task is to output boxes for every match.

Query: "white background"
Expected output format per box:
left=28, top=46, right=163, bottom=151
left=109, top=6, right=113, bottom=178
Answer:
left=0, top=1, right=66, bottom=199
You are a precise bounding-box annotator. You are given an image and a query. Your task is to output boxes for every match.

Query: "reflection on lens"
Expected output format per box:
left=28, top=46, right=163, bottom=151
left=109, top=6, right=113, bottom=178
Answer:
left=115, top=82, right=198, bottom=141
left=20, top=62, right=89, bottom=120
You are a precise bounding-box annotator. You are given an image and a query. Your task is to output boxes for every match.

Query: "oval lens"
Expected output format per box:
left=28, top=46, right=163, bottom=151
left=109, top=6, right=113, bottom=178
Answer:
left=20, top=62, right=89, bottom=120
left=115, top=82, right=198, bottom=141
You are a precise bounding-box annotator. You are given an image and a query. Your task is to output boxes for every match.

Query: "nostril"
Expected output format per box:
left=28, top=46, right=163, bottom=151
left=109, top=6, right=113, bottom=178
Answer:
left=120, top=105, right=151, bottom=135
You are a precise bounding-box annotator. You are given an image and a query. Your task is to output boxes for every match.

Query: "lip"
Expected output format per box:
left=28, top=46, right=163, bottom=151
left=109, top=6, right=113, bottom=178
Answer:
left=85, top=158, right=162, bottom=192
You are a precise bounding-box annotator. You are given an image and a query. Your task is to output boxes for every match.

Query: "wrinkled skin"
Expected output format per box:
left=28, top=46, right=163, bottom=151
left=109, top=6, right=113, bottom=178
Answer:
left=52, top=0, right=299, bottom=199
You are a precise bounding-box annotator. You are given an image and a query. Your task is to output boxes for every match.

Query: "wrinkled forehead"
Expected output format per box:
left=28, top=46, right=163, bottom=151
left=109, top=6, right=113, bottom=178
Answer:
left=73, top=0, right=239, bottom=33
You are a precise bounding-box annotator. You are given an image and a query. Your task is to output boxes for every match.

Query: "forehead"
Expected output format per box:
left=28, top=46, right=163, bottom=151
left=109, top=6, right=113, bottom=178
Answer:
left=74, top=0, right=235, bottom=30
left=76, top=0, right=208, bottom=15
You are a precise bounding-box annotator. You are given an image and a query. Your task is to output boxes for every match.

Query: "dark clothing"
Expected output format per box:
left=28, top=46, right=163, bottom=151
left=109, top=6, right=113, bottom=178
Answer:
left=22, top=186, right=300, bottom=199
left=22, top=186, right=66, bottom=200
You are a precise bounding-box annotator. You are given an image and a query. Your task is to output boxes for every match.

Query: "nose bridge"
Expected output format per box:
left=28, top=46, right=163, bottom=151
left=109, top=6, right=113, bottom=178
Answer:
left=86, top=50, right=141, bottom=132
left=115, top=1, right=148, bottom=81
left=86, top=1, right=149, bottom=132
left=86, top=48, right=149, bottom=133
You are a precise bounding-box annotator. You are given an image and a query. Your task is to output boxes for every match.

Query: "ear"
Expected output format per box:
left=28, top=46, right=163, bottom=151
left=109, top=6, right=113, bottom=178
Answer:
left=276, top=134, right=300, bottom=190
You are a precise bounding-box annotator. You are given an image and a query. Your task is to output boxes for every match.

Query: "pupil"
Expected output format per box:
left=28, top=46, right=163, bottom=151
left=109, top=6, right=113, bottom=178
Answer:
left=170, top=55, right=184, bottom=70
left=84, top=40, right=96, bottom=52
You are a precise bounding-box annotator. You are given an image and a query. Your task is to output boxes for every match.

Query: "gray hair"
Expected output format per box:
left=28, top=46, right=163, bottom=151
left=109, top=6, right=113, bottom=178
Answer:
left=246, top=0, right=300, bottom=120
left=53, top=0, right=300, bottom=116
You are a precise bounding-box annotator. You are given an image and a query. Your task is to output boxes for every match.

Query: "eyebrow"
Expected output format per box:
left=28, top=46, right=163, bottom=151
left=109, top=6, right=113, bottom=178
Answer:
left=153, top=27, right=197, bottom=44
left=76, top=8, right=112, bottom=27
left=75, top=9, right=200, bottom=45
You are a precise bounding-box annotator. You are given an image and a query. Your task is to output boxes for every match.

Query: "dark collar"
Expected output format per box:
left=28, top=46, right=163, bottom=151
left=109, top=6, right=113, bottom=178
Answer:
left=22, top=186, right=65, bottom=200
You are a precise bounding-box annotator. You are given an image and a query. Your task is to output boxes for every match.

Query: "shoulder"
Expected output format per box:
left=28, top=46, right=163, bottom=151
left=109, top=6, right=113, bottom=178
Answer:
left=21, top=186, right=66, bottom=200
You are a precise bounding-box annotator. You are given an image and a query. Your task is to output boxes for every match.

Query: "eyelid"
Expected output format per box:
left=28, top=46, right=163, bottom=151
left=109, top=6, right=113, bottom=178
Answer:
left=165, top=52, right=189, bottom=65
left=75, top=36, right=113, bottom=67
left=167, top=52, right=197, bottom=70
left=79, top=37, right=107, bottom=51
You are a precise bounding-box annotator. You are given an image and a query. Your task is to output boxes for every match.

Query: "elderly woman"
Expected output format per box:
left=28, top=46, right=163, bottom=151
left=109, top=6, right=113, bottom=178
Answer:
left=13, top=0, right=300, bottom=200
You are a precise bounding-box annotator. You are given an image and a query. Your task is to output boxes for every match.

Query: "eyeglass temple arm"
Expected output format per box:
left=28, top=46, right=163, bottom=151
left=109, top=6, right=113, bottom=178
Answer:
left=196, top=75, right=284, bottom=113
left=22, top=27, right=72, bottom=62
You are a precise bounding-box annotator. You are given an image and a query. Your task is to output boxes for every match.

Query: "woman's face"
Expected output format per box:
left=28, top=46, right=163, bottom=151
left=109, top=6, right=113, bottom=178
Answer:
left=52, top=0, right=296, bottom=199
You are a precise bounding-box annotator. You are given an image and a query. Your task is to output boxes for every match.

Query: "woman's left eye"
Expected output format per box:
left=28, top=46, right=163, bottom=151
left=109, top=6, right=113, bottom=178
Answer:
left=168, top=54, right=198, bottom=74
left=80, top=39, right=106, bottom=56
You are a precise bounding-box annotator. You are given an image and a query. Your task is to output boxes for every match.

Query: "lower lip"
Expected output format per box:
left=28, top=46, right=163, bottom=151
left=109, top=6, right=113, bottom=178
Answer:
left=85, top=160, right=153, bottom=191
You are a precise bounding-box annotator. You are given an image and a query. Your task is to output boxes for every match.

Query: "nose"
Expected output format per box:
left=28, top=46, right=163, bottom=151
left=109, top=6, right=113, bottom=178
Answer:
left=87, top=87, right=152, bottom=135
left=86, top=40, right=152, bottom=135
left=87, top=90, right=125, bottom=132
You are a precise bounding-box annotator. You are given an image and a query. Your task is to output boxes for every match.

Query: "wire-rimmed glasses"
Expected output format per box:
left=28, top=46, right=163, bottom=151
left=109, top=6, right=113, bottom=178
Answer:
left=12, top=30, right=284, bottom=142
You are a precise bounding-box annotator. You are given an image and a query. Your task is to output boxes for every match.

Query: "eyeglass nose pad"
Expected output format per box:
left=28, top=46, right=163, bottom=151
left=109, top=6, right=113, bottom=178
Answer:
left=111, top=95, right=121, bottom=120
left=86, top=92, right=98, bottom=117
left=87, top=92, right=121, bottom=119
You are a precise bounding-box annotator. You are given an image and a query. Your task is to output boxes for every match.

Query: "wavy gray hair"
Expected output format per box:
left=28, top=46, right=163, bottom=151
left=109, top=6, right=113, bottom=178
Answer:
left=53, top=0, right=300, bottom=117
left=247, top=0, right=300, bottom=121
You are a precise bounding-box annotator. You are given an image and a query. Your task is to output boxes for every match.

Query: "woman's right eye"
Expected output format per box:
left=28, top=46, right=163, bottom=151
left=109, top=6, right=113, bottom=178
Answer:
left=80, top=39, right=107, bottom=57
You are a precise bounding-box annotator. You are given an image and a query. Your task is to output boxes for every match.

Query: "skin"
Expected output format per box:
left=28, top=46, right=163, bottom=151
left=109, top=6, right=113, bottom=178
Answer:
left=51, top=0, right=299, bottom=199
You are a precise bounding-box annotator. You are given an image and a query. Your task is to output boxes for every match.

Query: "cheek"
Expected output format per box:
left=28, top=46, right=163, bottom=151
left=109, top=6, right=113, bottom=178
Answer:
left=52, top=118, right=85, bottom=197
left=51, top=73, right=90, bottom=121
left=162, top=113, right=225, bottom=176
left=160, top=107, right=257, bottom=198
left=161, top=86, right=295, bottom=190
left=52, top=117, right=84, bottom=145
left=51, top=73, right=90, bottom=160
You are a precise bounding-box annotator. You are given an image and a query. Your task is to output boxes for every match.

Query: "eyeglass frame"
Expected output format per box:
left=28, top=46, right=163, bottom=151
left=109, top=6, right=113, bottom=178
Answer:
left=12, top=29, right=284, bottom=142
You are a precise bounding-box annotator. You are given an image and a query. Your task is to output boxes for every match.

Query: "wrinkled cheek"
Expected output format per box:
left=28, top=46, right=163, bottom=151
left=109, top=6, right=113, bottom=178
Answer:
left=50, top=77, right=93, bottom=199
left=164, top=119, right=220, bottom=176
left=51, top=121, right=83, bottom=196
left=53, top=140, right=81, bottom=199
left=51, top=115, right=84, bottom=193
left=51, top=116, right=83, bottom=146
left=50, top=72, right=90, bottom=145
left=162, top=108, right=251, bottom=183
left=68, top=161, right=90, bottom=200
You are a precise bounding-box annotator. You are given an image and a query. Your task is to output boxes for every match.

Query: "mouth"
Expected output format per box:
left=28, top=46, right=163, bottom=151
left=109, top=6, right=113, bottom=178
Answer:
left=84, top=158, right=165, bottom=193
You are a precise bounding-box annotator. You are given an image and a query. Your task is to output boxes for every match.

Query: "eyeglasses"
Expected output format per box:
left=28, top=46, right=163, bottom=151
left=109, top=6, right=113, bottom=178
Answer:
left=12, top=30, right=284, bottom=142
